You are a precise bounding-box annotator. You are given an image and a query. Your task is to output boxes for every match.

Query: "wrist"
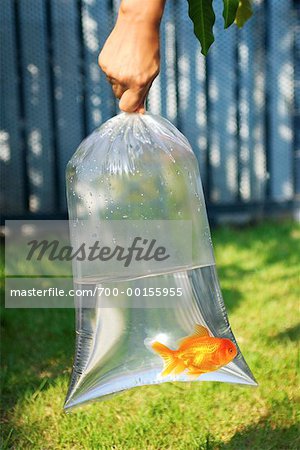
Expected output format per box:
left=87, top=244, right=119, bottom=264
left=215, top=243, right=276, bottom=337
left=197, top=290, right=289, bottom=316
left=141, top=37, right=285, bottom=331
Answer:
left=119, top=0, right=166, bottom=26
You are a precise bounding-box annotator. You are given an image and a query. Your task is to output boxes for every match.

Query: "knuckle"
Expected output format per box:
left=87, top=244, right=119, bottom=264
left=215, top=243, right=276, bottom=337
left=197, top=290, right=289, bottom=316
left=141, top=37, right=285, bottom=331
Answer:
left=98, top=56, right=105, bottom=70
left=121, top=104, right=135, bottom=112
left=106, top=71, right=114, bottom=79
left=98, top=53, right=109, bottom=74
left=153, top=66, right=160, bottom=78
left=120, top=77, right=130, bottom=86
left=133, top=67, right=160, bottom=89
left=115, top=73, right=127, bottom=86
left=134, top=76, right=148, bottom=89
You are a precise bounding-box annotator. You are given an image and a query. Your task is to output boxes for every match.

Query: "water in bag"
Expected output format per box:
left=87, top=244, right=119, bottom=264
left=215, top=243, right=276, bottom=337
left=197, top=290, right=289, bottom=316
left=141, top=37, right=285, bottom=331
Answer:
left=64, top=113, right=257, bottom=410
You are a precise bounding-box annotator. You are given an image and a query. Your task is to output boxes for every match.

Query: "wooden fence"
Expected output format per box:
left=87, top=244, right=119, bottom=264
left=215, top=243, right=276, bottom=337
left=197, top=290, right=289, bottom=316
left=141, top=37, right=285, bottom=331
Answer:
left=1, top=0, right=299, bottom=221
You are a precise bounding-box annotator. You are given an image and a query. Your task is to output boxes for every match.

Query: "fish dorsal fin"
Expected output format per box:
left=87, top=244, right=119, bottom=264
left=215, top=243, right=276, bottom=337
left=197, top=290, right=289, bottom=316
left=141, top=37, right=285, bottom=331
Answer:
left=178, top=325, right=210, bottom=349
left=192, top=324, right=210, bottom=338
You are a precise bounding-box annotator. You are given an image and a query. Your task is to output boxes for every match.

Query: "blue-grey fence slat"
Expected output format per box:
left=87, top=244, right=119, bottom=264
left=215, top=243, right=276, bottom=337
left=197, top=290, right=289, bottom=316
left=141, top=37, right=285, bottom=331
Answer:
left=50, top=0, right=85, bottom=211
left=160, top=1, right=178, bottom=123
left=237, top=3, right=266, bottom=201
left=81, top=0, right=115, bottom=131
left=295, top=0, right=300, bottom=197
left=152, top=3, right=168, bottom=119
left=268, top=0, right=294, bottom=200
left=174, top=0, right=208, bottom=188
left=18, top=0, right=56, bottom=213
left=208, top=0, right=238, bottom=204
left=239, top=0, right=267, bottom=202
left=0, top=0, right=298, bottom=220
left=147, top=1, right=177, bottom=122
left=1, top=0, right=25, bottom=214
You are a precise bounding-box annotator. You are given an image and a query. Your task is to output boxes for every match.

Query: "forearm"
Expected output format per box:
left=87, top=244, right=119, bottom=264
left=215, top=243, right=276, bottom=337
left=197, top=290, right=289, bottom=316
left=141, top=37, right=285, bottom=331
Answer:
left=119, top=0, right=166, bottom=26
left=99, top=0, right=166, bottom=112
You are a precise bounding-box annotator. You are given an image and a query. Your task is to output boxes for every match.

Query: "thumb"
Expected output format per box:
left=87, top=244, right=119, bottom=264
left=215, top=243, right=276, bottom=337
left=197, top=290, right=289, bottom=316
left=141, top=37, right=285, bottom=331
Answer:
left=119, top=87, right=148, bottom=113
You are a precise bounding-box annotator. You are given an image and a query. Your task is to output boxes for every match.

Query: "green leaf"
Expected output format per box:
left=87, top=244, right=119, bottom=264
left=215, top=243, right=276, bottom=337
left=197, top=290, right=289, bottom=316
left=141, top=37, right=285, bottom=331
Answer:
left=235, top=0, right=253, bottom=28
left=223, top=0, right=239, bottom=28
left=187, top=0, right=216, bottom=56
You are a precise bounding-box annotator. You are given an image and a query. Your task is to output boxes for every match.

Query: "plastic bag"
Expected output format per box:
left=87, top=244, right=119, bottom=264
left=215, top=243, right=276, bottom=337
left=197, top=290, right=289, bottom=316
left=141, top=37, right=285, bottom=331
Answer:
left=64, top=113, right=256, bottom=411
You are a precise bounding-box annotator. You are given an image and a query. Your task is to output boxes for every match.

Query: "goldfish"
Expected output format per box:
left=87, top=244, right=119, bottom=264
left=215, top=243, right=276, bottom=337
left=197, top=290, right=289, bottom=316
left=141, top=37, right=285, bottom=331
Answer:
left=151, top=324, right=237, bottom=378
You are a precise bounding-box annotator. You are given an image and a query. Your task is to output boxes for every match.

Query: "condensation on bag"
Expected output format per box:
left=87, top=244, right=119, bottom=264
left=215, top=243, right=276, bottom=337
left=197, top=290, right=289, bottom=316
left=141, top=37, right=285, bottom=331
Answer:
left=64, top=113, right=257, bottom=411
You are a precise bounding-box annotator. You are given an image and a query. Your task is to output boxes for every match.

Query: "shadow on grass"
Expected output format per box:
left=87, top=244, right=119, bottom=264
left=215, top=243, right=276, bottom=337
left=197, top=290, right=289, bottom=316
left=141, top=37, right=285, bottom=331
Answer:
left=213, top=220, right=299, bottom=269
left=271, top=323, right=300, bottom=343
left=212, top=220, right=300, bottom=312
left=1, top=303, right=75, bottom=415
left=217, top=264, right=249, bottom=312
left=215, top=418, right=299, bottom=450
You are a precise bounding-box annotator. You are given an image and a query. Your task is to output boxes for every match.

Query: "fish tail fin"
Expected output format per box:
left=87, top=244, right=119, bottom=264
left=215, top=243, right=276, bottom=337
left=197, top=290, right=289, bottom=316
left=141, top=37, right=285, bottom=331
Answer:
left=151, top=341, right=184, bottom=377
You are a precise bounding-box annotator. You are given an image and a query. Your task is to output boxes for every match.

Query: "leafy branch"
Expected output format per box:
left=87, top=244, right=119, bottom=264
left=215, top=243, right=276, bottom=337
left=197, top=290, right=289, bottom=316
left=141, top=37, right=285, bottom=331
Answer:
left=187, top=0, right=253, bottom=56
left=235, top=0, right=253, bottom=28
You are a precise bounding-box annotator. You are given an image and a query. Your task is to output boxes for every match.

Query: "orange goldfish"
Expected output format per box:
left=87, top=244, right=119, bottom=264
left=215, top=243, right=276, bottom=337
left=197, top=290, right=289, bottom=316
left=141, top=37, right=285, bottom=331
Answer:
left=151, top=324, right=237, bottom=378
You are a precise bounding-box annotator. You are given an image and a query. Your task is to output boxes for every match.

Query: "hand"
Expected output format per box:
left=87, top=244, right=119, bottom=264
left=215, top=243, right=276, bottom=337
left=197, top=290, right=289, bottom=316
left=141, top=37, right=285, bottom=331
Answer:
left=98, top=3, right=163, bottom=113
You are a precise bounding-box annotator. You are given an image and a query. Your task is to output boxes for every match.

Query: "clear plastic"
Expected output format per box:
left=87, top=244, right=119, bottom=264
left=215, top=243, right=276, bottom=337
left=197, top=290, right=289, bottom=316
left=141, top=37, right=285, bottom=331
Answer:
left=64, top=113, right=257, bottom=411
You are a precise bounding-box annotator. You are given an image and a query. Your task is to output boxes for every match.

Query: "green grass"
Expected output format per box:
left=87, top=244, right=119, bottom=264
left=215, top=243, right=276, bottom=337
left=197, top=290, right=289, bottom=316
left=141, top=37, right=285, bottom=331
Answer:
left=1, top=220, right=299, bottom=449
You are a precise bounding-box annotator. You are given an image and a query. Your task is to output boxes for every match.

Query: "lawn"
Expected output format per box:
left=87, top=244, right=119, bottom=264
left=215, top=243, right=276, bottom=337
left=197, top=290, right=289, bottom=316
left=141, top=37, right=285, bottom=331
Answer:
left=1, top=220, right=299, bottom=449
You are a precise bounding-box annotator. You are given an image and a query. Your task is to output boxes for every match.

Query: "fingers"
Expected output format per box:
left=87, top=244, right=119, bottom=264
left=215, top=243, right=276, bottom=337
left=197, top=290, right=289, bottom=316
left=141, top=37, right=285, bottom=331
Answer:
left=119, top=84, right=150, bottom=113
left=106, top=76, right=150, bottom=113
left=119, top=88, right=145, bottom=113
left=106, top=76, right=125, bottom=100
left=135, top=80, right=154, bottom=113
left=111, top=83, right=126, bottom=100
left=136, top=105, right=146, bottom=114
